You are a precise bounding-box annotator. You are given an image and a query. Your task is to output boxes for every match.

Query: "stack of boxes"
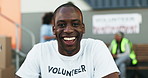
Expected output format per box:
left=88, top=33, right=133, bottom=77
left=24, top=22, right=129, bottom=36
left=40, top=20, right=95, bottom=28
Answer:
left=0, top=36, right=15, bottom=78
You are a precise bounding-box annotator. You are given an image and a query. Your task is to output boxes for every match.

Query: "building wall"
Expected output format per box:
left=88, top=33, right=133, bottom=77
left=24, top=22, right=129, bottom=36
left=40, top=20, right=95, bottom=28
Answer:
left=0, top=0, right=21, bottom=49
left=21, top=8, right=148, bottom=52
left=21, top=0, right=91, bottom=13
left=84, top=9, right=148, bottom=44
left=83, top=8, right=148, bottom=44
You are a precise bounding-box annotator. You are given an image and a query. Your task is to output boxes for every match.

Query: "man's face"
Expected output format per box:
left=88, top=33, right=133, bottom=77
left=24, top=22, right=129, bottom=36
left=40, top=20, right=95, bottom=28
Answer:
left=53, top=7, right=85, bottom=56
left=114, top=34, right=122, bottom=42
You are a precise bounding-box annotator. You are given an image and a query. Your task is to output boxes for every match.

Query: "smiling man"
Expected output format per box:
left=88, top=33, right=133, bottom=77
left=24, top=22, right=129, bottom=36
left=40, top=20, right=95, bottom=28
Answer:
left=15, top=2, right=119, bottom=78
left=53, top=3, right=85, bottom=56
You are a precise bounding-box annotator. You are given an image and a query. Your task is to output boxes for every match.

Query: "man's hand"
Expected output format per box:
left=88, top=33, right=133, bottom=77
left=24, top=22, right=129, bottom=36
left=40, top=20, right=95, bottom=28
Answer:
left=15, top=75, right=21, bottom=78
left=112, top=54, right=117, bottom=59
left=103, top=72, right=119, bottom=78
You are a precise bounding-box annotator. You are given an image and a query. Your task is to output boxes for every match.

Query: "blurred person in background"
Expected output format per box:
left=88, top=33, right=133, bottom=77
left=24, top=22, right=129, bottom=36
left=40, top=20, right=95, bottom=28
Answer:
left=40, top=12, right=56, bottom=43
left=109, top=31, right=137, bottom=78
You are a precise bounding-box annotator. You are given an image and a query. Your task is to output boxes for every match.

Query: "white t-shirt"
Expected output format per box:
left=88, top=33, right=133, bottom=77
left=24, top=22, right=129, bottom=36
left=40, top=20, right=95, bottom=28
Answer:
left=16, top=38, right=119, bottom=78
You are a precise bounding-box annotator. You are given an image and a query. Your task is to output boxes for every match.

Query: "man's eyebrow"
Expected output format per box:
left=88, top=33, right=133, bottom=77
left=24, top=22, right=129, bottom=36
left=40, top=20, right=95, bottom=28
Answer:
left=72, top=19, right=80, bottom=22
left=57, top=19, right=80, bottom=23
left=57, top=20, right=65, bottom=23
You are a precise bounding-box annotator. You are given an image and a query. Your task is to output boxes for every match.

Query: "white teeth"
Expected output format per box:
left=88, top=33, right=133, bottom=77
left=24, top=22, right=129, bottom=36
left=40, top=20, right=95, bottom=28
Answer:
left=64, top=37, right=75, bottom=40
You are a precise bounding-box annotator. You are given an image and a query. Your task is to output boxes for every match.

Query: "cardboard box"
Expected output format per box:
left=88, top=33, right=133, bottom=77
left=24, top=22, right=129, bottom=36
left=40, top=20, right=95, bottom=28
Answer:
left=0, top=36, right=12, bottom=68
left=0, top=65, right=15, bottom=78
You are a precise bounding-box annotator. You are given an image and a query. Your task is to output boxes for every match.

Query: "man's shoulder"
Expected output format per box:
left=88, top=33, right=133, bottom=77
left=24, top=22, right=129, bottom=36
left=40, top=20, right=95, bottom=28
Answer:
left=35, top=40, right=57, bottom=47
left=82, top=38, right=103, bottom=43
left=81, top=38, right=105, bottom=47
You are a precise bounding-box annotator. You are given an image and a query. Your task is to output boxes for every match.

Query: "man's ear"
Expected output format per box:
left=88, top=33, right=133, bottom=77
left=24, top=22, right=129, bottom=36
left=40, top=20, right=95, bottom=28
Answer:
left=52, top=26, right=56, bottom=35
left=82, top=23, right=85, bottom=34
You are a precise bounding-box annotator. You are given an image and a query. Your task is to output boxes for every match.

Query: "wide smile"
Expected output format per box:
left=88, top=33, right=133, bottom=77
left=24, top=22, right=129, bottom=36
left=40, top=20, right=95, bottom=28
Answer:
left=63, top=37, right=76, bottom=45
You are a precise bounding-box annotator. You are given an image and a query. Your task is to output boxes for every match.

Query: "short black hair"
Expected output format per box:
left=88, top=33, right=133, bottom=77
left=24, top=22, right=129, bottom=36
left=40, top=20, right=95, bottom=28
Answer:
left=42, top=12, right=53, bottom=24
left=53, top=2, right=83, bottom=22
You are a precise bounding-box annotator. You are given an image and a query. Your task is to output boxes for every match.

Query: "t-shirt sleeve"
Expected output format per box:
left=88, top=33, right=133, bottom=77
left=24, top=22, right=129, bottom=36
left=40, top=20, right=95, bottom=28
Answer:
left=93, top=40, right=119, bottom=78
left=16, top=44, right=41, bottom=78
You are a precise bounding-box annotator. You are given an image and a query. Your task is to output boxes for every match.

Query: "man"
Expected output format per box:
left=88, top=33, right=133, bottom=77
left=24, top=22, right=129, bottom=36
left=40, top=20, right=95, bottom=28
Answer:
left=109, top=31, right=137, bottom=78
left=15, top=2, right=119, bottom=78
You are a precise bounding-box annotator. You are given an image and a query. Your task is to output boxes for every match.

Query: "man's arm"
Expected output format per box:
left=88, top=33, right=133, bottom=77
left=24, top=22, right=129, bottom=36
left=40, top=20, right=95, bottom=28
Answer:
left=15, top=75, right=21, bottom=78
left=103, top=72, right=119, bottom=78
left=44, top=35, right=55, bottom=40
left=117, top=43, right=130, bottom=57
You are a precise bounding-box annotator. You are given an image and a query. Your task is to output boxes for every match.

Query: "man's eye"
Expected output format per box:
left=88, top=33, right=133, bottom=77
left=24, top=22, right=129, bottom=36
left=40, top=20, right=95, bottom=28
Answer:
left=72, top=23, right=80, bottom=27
left=58, top=24, right=66, bottom=27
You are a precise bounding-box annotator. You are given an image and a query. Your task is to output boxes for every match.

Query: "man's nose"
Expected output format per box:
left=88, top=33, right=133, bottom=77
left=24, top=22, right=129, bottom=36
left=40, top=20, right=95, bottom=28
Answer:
left=64, top=25, right=73, bottom=33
